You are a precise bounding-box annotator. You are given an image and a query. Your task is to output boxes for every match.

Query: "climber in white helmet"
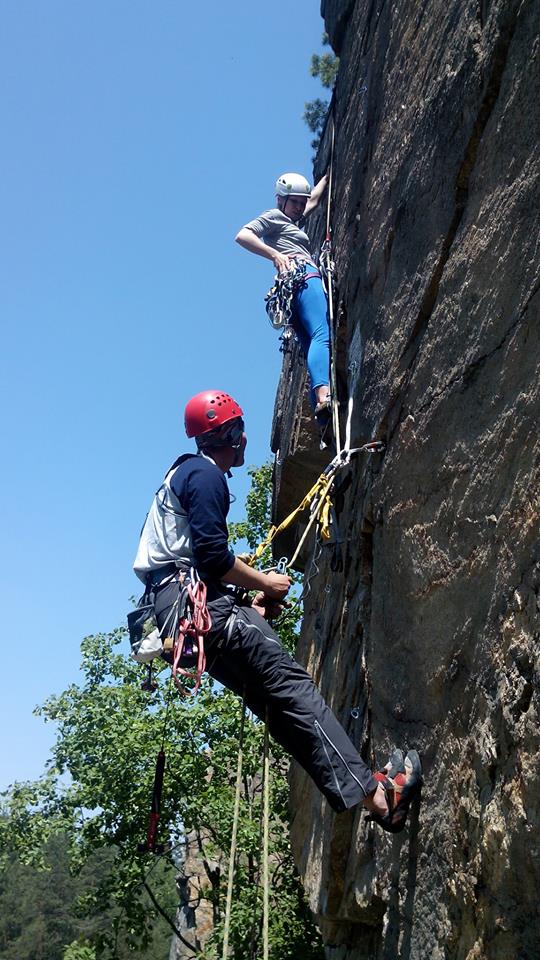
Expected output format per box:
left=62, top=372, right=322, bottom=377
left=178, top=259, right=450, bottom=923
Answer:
left=235, top=172, right=332, bottom=419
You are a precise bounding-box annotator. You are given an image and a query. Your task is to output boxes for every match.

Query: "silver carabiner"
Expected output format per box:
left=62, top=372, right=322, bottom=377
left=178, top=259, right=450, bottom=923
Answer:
left=276, top=556, right=288, bottom=574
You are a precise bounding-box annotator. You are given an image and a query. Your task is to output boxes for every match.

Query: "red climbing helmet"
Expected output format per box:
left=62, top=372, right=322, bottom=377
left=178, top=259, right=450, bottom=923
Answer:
left=184, top=390, right=244, bottom=439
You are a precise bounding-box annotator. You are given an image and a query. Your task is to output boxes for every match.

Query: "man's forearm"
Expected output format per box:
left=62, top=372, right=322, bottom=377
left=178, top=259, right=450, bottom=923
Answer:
left=221, top=556, right=272, bottom=593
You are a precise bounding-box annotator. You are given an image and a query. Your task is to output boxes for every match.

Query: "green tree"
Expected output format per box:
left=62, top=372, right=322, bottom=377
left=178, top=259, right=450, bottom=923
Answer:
left=304, top=33, right=339, bottom=154
left=309, top=36, right=339, bottom=90
left=0, top=831, right=174, bottom=959
left=1, top=465, right=323, bottom=960
left=63, top=940, right=97, bottom=960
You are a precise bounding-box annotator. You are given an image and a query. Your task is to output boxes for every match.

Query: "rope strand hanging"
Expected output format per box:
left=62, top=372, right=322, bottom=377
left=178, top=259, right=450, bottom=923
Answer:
left=221, top=695, right=246, bottom=960
left=320, top=116, right=341, bottom=454
left=262, top=710, right=270, bottom=960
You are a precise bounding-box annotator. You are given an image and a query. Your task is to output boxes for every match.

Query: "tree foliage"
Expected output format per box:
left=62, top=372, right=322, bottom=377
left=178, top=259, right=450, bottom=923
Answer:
left=303, top=33, right=339, bottom=155
left=309, top=35, right=339, bottom=90
left=0, top=464, right=323, bottom=960
left=0, top=832, right=173, bottom=960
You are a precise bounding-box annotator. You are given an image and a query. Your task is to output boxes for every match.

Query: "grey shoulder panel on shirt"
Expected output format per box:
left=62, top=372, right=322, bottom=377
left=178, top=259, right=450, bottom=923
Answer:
left=243, top=208, right=287, bottom=236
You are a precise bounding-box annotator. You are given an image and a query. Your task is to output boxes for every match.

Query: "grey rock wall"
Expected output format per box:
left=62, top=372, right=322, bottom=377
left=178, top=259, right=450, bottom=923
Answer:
left=274, top=0, right=540, bottom=957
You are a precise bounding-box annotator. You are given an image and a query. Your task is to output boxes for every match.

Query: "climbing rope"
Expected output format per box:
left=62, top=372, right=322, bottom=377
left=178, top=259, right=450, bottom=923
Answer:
left=319, top=116, right=341, bottom=453
left=222, top=695, right=246, bottom=960
left=262, top=710, right=270, bottom=960
left=219, top=699, right=273, bottom=960
left=250, top=429, right=384, bottom=573
left=168, top=572, right=212, bottom=697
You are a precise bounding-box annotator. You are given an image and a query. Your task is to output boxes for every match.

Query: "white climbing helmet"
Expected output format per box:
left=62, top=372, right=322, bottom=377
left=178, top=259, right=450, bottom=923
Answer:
left=275, top=173, right=311, bottom=198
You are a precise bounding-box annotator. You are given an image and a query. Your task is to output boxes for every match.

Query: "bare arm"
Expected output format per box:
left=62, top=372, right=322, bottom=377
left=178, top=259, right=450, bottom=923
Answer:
left=235, top=227, right=291, bottom=274
left=221, top=556, right=291, bottom=600
left=304, top=173, right=328, bottom=217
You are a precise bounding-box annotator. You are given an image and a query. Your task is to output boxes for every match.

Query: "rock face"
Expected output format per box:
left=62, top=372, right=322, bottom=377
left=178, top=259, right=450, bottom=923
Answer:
left=169, top=833, right=217, bottom=958
left=273, top=0, right=540, bottom=957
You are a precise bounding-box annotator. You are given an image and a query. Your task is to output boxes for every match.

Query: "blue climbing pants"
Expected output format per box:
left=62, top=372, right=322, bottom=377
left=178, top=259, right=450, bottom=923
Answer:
left=291, top=272, right=330, bottom=404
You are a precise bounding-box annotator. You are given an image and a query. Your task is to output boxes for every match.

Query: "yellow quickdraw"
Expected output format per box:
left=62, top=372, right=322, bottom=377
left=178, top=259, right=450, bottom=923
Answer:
left=249, top=471, right=336, bottom=569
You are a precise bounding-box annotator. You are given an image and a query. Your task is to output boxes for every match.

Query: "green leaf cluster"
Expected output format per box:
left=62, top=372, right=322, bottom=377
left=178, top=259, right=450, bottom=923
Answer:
left=304, top=33, right=339, bottom=155
left=309, top=34, right=339, bottom=89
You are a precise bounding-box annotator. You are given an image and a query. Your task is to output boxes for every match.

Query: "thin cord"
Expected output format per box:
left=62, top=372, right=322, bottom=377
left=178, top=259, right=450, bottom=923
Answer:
left=143, top=879, right=198, bottom=956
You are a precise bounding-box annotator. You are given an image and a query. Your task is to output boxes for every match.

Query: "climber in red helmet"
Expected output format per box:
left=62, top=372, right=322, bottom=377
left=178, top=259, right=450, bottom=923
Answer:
left=133, top=389, right=422, bottom=831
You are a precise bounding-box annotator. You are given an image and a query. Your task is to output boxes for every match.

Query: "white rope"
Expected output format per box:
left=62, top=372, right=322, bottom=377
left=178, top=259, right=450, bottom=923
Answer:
left=221, top=696, right=246, bottom=960
left=323, top=117, right=342, bottom=455
left=343, top=395, right=354, bottom=463
left=262, top=713, right=270, bottom=960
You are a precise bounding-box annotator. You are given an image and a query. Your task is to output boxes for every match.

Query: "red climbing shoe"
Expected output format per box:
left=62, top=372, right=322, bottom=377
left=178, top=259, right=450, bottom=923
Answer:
left=368, top=749, right=422, bottom=834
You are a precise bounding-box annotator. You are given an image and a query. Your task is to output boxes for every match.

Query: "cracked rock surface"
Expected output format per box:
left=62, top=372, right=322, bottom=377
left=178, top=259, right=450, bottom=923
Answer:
left=273, top=0, right=540, bottom=956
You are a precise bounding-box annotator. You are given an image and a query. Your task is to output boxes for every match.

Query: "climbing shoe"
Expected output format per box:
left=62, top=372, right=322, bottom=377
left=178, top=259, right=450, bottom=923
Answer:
left=368, top=749, right=422, bottom=834
left=315, top=398, right=333, bottom=450
left=314, top=397, right=332, bottom=420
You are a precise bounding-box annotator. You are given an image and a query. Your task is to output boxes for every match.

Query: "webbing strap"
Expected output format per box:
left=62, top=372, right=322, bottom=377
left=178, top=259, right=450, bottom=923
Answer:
left=252, top=470, right=334, bottom=564
left=249, top=435, right=384, bottom=571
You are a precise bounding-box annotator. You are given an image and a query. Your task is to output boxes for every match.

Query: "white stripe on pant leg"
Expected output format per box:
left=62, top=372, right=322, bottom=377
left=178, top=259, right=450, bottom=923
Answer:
left=314, top=719, right=368, bottom=797
left=315, top=720, right=346, bottom=806
left=237, top=620, right=281, bottom=646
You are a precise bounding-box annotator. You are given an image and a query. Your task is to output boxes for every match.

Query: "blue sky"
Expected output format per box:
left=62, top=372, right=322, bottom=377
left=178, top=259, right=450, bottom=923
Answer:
left=0, top=1, right=326, bottom=789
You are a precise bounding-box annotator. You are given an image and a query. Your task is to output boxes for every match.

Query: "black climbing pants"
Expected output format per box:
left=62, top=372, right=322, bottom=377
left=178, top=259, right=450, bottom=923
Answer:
left=154, top=583, right=377, bottom=812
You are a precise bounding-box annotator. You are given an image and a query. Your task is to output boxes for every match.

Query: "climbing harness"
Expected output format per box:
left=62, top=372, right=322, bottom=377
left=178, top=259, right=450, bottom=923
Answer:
left=265, top=260, right=306, bottom=329
left=130, top=566, right=212, bottom=701
left=265, top=261, right=301, bottom=355
left=169, top=575, right=211, bottom=697
left=139, top=568, right=211, bottom=698
left=265, top=259, right=320, bottom=355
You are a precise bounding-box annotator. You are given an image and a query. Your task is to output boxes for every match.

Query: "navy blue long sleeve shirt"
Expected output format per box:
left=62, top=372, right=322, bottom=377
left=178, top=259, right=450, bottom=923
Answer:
left=170, top=454, right=235, bottom=581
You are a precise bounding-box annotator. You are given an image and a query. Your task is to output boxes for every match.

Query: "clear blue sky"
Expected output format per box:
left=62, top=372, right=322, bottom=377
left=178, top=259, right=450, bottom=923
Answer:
left=0, top=1, right=326, bottom=790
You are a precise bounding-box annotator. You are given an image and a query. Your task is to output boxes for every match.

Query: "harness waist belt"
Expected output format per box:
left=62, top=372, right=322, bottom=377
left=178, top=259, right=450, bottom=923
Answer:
left=145, top=563, right=181, bottom=587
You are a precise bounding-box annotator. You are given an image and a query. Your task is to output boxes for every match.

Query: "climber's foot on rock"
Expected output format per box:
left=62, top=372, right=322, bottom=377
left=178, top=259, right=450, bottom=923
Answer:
left=315, top=399, right=334, bottom=450
left=314, top=396, right=332, bottom=436
left=365, top=749, right=422, bottom=833
left=314, top=396, right=332, bottom=418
